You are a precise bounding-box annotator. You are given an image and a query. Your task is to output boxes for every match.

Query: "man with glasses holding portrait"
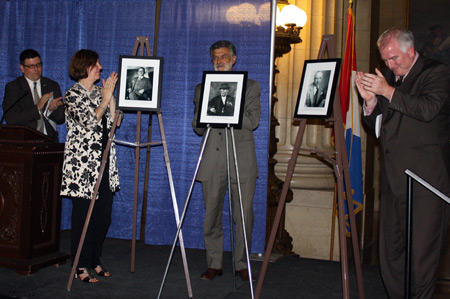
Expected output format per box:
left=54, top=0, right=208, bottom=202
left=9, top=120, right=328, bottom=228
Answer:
left=2, top=49, right=65, bottom=142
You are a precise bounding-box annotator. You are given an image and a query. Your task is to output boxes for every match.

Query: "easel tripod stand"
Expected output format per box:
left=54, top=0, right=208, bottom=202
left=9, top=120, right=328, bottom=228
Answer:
left=159, top=124, right=255, bottom=298
left=254, top=35, right=365, bottom=299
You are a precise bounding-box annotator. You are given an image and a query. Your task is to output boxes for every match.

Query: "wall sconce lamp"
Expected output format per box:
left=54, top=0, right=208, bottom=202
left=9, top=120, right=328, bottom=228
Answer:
left=267, top=1, right=307, bottom=255
left=275, top=0, right=307, bottom=56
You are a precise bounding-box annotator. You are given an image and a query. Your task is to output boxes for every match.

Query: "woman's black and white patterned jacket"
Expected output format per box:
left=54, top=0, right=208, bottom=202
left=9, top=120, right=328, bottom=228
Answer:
left=61, top=82, right=120, bottom=200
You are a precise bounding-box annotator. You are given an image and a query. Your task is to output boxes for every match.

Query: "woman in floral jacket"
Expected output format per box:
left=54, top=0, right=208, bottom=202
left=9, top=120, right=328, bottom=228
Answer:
left=61, top=49, right=120, bottom=283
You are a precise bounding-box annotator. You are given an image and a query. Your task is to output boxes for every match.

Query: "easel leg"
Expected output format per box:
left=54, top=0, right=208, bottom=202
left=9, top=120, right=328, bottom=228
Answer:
left=140, top=112, right=153, bottom=240
left=254, top=120, right=306, bottom=299
left=157, top=112, right=192, bottom=297
left=329, top=183, right=337, bottom=260
left=333, top=95, right=365, bottom=298
left=333, top=93, right=365, bottom=297
left=230, top=127, right=254, bottom=298
left=157, top=127, right=212, bottom=299
left=66, top=111, right=121, bottom=291
left=335, top=165, right=351, bottom=298
left=128, top=36, right=153, bottom=272
left=225, top=127, right=237, bottom=291
left=66, top=190, right=98, bottom=291
left=131, top=111, right=142, bottom=273
left=341, top=156, right=365, bottom=298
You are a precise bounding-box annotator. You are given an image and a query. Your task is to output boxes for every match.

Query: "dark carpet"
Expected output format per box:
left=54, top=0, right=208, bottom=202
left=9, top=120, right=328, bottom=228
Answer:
left=0, top=231, right=388, bottom=298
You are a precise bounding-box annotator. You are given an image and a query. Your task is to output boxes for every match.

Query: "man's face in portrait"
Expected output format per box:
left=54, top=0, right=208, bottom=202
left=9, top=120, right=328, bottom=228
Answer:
left=313, top=72, right=323, bottom=88
left=220, top=88, right=229, bottom=97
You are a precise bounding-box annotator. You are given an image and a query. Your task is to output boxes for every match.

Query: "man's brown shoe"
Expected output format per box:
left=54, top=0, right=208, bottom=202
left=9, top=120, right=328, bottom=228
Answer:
left=200, top=268, right=223, bottom=280
left=235, top=269, right=255, bottom=281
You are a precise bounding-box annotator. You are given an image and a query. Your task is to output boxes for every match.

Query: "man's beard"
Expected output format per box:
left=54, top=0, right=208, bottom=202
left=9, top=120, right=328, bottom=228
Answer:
left=214, top=61, right=233, bottom=71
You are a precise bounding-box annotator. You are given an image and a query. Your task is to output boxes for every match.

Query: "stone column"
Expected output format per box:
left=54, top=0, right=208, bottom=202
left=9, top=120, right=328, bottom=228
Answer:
left=274, top=0, right=347, bottom=259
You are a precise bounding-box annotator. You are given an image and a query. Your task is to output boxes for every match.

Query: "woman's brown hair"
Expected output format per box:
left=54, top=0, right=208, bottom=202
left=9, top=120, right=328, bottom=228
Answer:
left=68, top=49, right=99, bottom=81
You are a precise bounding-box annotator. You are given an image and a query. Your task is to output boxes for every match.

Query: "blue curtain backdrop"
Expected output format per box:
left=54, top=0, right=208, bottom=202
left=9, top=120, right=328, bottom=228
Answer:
left=0, top=0, right=271, bottom=253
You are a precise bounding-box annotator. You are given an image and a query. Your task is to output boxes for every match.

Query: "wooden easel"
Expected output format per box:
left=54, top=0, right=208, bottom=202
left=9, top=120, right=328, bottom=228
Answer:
left=254, top=35, right=364, bottom=299
left=66, top=37, right=193, bottom=298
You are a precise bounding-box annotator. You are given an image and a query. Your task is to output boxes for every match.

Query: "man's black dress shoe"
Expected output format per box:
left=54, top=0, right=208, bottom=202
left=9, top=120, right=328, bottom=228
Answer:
left=235, top=269, right=255, bottom=281
left=200, top=268, right=223, bottom=280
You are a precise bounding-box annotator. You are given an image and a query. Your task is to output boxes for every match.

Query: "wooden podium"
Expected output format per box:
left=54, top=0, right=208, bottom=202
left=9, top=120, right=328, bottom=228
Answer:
left=0, top=125, right=69, bottom=274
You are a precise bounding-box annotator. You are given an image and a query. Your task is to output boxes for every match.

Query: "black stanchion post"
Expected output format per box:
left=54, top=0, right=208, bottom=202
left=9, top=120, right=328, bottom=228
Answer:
left=405, top=176, right=413, bottom=298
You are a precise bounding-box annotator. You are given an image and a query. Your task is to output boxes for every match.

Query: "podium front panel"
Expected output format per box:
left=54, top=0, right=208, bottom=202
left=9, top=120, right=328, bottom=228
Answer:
left=0, top=143, right=64, bottom=260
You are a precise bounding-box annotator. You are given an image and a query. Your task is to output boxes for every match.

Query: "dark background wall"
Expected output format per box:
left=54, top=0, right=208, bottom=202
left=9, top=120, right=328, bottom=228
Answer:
left=409, top=0, right=450, bottom=65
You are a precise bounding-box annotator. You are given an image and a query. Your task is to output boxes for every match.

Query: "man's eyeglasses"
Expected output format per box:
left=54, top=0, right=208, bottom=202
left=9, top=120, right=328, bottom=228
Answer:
left=212, top=55, right=230, bottom=61
left=23, top=63, right=43, bottom=69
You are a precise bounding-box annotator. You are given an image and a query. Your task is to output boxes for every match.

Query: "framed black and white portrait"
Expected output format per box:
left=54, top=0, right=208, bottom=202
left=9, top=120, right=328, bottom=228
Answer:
left=196, top=71, right=247, bottom=128
left=117, top=55, right=163, bottom=112
left=294, top=58, right=341, bottom=119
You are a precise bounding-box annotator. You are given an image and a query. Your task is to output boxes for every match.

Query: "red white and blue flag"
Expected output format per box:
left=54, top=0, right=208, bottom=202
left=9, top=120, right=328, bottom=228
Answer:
left=338, top=5, right=363, bottom=234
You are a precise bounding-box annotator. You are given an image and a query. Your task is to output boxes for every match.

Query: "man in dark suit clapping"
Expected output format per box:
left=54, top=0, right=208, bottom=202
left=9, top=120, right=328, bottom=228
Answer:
left=3, top=49, right=64, bottom=142
left=355, top=28, right=450, bottom=298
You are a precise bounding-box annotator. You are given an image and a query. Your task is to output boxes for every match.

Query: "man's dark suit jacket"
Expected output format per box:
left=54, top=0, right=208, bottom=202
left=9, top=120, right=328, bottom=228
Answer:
left=363, top=55, right=450, bottom=198
left=3, top=76, right=65, bottom=142
left=305, top=83, right=326, bottom=107
left=207, top=95, right=235, bottom=116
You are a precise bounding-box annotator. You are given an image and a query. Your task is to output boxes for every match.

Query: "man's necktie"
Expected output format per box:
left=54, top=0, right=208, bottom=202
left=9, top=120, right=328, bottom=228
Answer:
left=33, top=82, right=45, bottom=134
left=394, top=76, right=404, bottom=87
left=132, top=77, right=140, bottom=90
left=314, top=88, right=319, bottom=105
